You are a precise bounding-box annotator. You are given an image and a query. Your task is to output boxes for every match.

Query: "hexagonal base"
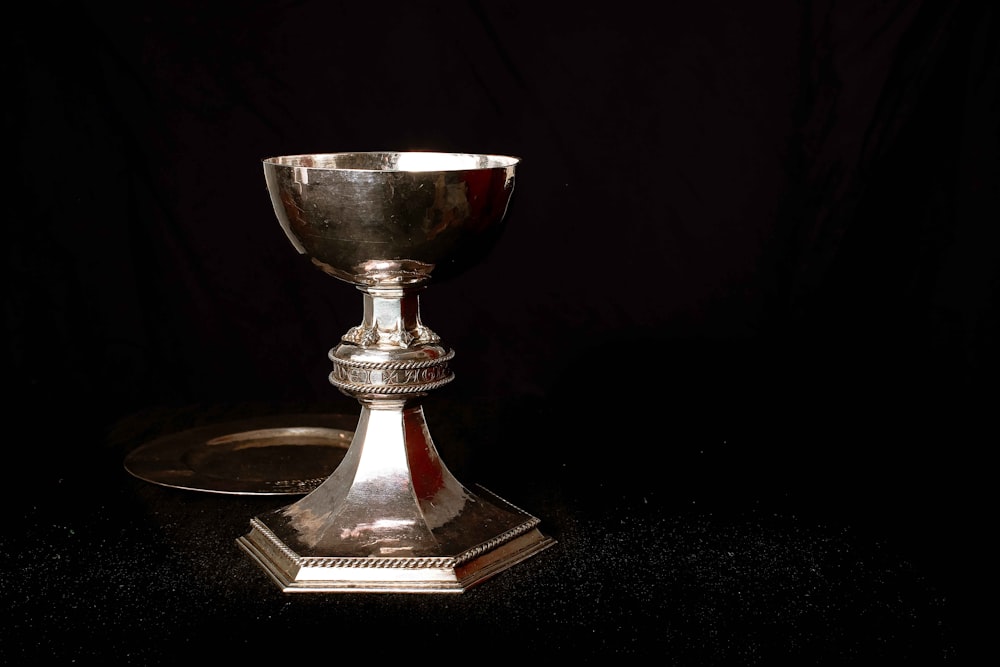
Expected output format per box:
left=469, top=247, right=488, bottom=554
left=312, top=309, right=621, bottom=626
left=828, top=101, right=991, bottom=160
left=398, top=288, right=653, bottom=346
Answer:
left=236, top=486, right=555, bottom=593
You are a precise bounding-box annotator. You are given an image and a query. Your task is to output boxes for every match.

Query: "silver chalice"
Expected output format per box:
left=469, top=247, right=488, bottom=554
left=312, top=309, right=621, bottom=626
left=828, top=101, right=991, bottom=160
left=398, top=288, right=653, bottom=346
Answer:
left=237, top=151, right=555, bottom=593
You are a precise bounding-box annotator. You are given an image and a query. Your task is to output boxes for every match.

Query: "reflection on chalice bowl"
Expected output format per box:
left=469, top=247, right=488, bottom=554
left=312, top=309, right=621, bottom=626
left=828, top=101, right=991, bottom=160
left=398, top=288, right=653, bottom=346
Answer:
left=236, top=151, right=555, bottom=593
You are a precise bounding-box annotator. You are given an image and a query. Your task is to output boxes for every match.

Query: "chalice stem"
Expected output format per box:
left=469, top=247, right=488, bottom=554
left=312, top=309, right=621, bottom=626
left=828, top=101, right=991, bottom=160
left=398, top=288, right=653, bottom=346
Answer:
left=238, top=286, right=553, bottom=592
left=269, top=398, right=464, bottom=555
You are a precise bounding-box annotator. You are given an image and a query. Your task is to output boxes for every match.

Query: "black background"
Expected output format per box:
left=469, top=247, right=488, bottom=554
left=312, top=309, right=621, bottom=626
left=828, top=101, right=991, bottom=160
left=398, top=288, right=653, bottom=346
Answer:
left=4, top=1, right=996, bottom=663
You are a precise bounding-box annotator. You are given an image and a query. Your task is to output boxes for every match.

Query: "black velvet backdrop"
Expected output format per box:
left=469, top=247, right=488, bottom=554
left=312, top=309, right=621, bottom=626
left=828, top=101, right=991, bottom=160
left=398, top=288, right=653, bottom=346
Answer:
left=4, top=0, right=997, bottom=659
left=8, top=0, right=996, bottom=425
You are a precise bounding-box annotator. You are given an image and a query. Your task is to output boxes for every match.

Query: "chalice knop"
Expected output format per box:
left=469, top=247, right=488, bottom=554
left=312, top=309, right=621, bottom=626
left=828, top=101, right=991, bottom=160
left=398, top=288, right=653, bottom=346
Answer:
left=237, top=152, right=555, bottom=593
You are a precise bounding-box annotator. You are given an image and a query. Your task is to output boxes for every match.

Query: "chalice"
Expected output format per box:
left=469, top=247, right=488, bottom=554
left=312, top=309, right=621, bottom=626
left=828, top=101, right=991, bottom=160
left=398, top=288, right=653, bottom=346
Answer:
left=236, top=152, right=555, bottom=593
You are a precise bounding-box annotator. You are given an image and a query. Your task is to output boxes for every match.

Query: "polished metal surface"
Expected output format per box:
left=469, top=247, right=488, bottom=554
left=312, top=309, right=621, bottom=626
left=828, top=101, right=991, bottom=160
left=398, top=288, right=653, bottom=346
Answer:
left=124, top=413, right=355, bottom=495
left=238, top=152, right=554, bottom=592
left=263, top=151, right=518, bottom=287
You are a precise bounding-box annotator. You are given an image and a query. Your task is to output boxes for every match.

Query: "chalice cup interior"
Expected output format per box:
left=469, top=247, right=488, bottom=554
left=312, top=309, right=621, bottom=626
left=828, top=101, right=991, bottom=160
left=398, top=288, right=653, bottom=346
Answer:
left=236, top=152, right=555, bottom=593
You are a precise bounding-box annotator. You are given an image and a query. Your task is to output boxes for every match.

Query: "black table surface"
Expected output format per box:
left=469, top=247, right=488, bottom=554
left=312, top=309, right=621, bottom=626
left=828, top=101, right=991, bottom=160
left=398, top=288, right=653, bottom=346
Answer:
left=3, top=390, right=984, bottom=665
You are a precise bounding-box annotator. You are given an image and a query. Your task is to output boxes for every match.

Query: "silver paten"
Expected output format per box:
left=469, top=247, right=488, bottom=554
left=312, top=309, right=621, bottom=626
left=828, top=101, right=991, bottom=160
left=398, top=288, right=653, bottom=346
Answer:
left=236, top=151, right=555, bottom=593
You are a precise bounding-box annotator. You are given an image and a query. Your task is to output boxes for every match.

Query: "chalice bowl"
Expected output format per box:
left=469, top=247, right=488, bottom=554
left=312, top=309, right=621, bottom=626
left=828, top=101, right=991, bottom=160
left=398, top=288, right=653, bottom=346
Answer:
left=237, top=151, right=555, bottom=592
